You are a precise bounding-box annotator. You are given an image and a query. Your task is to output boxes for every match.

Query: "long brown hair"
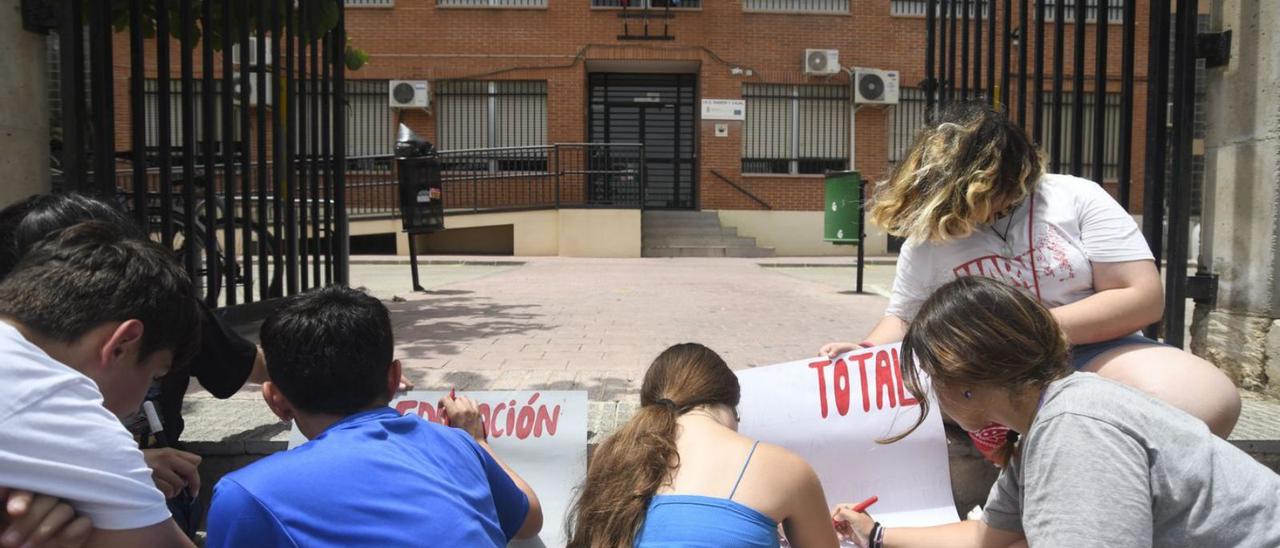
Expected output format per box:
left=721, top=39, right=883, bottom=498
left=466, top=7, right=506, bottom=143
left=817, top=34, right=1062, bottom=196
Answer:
left=885, top=277, right=1071, bottom=466
left=566, top=343, right=740, bottom=548
left=868, top=102, right=1043, bottom=242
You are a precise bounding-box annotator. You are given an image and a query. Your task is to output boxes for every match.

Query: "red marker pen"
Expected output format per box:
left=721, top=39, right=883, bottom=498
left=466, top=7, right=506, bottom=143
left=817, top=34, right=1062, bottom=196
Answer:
left=851, top=496, right=879, bottom=512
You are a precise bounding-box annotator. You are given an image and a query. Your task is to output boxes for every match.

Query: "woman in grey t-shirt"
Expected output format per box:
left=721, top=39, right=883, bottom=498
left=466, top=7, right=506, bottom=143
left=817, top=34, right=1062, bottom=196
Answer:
left=833, top=276, right=1280, bottom=548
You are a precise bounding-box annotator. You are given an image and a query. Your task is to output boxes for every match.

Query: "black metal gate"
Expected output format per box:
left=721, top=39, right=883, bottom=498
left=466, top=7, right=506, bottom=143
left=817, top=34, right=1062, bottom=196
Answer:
left=918, top=0, right=1208, bottom=347
left=41, top=0, right=349, bottom=310
left=588, top=73, right=697, bottom=209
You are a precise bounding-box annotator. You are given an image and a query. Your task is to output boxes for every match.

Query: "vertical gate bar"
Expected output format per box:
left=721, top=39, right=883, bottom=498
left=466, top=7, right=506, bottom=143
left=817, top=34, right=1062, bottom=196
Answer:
left=1050, top=0, right=1065, bottom=171
left=297, top=0, right=309, bottom=291
left=128, top=0, right=148, bottom=229
left=238, top=3, right=254, bottom=305
left=1001, top=0, right=1011, bottom=108
left=1165, top=0, right=1197, bottom=348
left=157, top=0, right=174, bottom=247
left=221, top=0, right=238, bottom=306
left=988, top=0, right=997, bottom=99
left=1092, top=0, right=1109, bottom=185
left=926, top=0, right=937, bottom=114
left=1117, top=0, right=1136, bottom=210
left=939, top=0, right=949, bottom=106
left=285, top=2, right=299, bottom=295
left=201, top=0, right=219, bottom=305
left=322, top=33, right=333, bottom=286
left=1032, top=0, right=1045, bottom=140
left=974, top=0, right=983, bottom=98
left=310, top=28, right=322, bottom=286
left=271, top=1, right=286, bottom=296
left=949, top=0, right=958, bottom=103
left=180, top=0, right=197, bottom=279
left=88, top=0, right=116, bottom=196
left=334, top=2, right=350, bottom=285
left=1070, top=0, right=1086, bottom=176
left=58, top=0, right=86, bottom=191
left=1141, top=0, right=1171, bottom=338
left=961, top=0, right=970, bottom=99
left=257, top=0, right=270, bottom=300
left=1017, top=0, right=1027, bottom=125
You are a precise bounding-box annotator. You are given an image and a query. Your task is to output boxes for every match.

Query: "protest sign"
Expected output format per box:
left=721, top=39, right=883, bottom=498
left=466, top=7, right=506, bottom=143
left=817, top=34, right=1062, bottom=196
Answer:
left=289, top=390, right=588, bottom=548
left=736, top=343, right=958, bottom=527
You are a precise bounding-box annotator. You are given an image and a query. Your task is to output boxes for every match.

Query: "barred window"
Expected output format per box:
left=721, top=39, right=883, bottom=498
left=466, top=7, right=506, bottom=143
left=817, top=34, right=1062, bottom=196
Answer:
left=591, top=0, right=702, bottom=7
left=887, top=88, right=930, bottom=168
left=742, top=84, right=849, bottom=175
left=344, top=80, right=394, bottom=158
left=144, top=79, right=231, bottom=153
left=438, top=0, right=546, bottom=6
left=889, top=0, right=987, bottom=17
left=743, top=0, right=848, bottom=13
left=1040, top=0, right=1126, bottom=23
left=437, top=80, right=548, bottom=171
left=1039, top=92, right=1123, bottom=181
left=345, top=0, right=394, bottom=7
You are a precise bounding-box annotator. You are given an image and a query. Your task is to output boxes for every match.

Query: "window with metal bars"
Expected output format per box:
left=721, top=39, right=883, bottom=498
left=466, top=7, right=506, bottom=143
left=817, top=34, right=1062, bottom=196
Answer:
left=438, top=0, right=546, bottom=6
left=887, top=87, right=930, bottom=168
left=743, top=0, right=848, bottom=13
left=591, top=0, right=701, bottom=7
left=1038, top=91, right=1123, bottom=181
left=436, top=80, right=548, bottom=170
left=742, top=84, right=849, bottom=175
left=1039, top=0, right=1126, bottom=23
left=343, top=80, right=394, bottom=159
left=143, top=79, right=234, bottom=165
left=889, top=0, right=987, bottom=17
left=345, top=0, right=394, bottom=7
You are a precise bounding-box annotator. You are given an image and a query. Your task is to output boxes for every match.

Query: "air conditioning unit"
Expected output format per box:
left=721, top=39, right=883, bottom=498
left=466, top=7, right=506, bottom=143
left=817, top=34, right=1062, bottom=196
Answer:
left=231, top=37, right=272, bottom=67
left=389, top=80, right=430, bottom=109
left=853, top=68, right=900, bottom=105
left=231, top=73, right=272, bottom=107
left=804, top=49, right=841, bottom=76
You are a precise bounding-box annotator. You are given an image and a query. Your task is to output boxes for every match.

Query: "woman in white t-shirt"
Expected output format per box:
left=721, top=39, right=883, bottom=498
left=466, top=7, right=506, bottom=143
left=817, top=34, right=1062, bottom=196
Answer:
left=820, top=102, right=1240, bottom=444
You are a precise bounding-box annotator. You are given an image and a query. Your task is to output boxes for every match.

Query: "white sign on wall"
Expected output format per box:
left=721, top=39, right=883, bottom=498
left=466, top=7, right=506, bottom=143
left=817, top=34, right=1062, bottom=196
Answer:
left=289, top=390, right=588, bottom=548
left=701, top=99, right=746, bottom=121
left=736, top=344, right=959, bottom=528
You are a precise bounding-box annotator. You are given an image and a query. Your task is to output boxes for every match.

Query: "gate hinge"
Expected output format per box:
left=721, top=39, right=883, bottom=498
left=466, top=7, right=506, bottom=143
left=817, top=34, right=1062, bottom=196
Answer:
left=1197, top=30, right=1232, bottom=69
left=1187, top=272, right=1219, bottom=305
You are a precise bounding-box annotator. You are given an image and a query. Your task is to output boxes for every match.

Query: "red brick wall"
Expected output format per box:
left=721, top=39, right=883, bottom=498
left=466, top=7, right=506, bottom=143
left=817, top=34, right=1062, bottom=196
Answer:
left=110, top=0, right=1156, bottom=213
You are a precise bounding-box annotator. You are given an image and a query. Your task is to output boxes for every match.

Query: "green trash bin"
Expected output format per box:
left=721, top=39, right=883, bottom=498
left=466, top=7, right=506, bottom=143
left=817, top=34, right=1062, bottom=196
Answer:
left=823, top=170, right=862, bottom=244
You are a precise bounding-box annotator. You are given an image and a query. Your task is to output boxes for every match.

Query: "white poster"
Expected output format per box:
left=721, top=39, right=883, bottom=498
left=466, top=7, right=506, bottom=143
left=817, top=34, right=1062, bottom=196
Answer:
left=289, top=390, right=588, bottom=548
left=736, top=344, right=958, bottom=528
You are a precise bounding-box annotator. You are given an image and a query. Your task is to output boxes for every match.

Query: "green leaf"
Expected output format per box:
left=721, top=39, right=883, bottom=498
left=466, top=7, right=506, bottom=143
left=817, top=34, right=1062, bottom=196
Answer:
left=345, top=45, right=370, bottom=72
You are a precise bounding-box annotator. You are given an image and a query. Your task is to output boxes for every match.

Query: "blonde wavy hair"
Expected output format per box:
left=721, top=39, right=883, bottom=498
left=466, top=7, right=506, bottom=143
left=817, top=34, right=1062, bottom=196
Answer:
left=869, top=102, right=1044, bottom=242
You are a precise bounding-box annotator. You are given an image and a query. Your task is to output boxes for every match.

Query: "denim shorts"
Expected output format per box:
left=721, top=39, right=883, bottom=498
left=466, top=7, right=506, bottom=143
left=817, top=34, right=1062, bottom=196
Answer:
left=1070, top=334, right=1168, bottom=370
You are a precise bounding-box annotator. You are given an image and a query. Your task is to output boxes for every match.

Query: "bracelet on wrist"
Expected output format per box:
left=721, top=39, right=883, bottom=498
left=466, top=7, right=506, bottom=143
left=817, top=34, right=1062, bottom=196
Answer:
left=869, top=522, right=884, bottom=548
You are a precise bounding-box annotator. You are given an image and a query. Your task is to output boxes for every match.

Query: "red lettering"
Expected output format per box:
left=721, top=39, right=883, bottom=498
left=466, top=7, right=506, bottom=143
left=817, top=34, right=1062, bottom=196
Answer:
left=394, top=400, right=418, bottom=415
left=535, top=404, right=560, bottom=437
left=892, top=349, right=919, bottom=406
left=875, top=350, right=898, bottom=410
left=833, top=359, right=851, bottom=416
left=491, top=403, right=506, bottom=438
left=419, top=403, right=439, bottom=423
left=850, top=352, right=873, bottom=413
left=809, top=360, right=832, bottom=418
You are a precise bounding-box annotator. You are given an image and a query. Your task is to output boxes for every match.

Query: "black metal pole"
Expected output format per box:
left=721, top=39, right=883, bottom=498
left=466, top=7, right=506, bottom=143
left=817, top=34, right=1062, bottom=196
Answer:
left=157, top=0, right=174, bottom=247
left=222, top=0, right=238, bottom=306
left=297, top=0, right=309, bottom=291
left=201, top=0, right=219, bottom=305
left=1092, top=0, right=1109, bottom=185
left=974, top=0, right=983, bottom=99
left=88, top=0, right=116, bottom=196
left=1032, top=0, right=1046, bottom=141
left=285, top=3, right=299, bottom=295
left=128, top=0, right=147, bottom=229
left=322, top=33, right=333, bottom=286
left=58, top=0, right=86, bottom=191
left=940, top=0, right=951, bottom=106
left=334, top=2, right=350, bottom=285
left=857, top=176, right=865, bottom=294
left=961, top=0, right=971, bottom=99
left=408, top=231, right=425, bottom=292
left=1142, top=0, right=1171, bottom=337
left=987, top=0, right=997, bottom=100
left=1165, top=0, right=1197, bottom=348
left=926, top=0, right=938, bottom=114
left=1017, top=0, right=1028, bottom=125
left=1117, top=0, right=1136, bottom=210
left=180, top=0, right=197, bottom=280
left=949, top=0, right=958, bottom=104
left=1050, top=0, right=1065, bottom=172
left=1001, top=0, right=1011, bottom=108
left=1070, top=0, right=1086, bottom=176
left=238, top=2, right=254, bottom=305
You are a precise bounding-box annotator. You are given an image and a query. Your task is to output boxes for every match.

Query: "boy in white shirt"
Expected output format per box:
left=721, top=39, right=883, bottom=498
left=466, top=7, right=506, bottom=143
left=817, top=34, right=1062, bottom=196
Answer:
left=0, top=221, right=201, bottom=548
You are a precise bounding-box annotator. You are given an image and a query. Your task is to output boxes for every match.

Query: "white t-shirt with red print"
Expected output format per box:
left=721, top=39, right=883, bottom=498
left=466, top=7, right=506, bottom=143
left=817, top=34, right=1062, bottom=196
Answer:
left=886, top=173, right=1154, bottom=321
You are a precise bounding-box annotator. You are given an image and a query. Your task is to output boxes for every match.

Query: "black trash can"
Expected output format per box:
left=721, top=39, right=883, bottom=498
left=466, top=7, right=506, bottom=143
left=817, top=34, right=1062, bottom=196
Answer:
left=396, top=155, right=444, bottom=234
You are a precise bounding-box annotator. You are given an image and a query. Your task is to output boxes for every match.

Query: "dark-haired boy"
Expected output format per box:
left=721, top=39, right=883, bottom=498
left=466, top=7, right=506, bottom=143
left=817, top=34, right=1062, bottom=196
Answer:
left=206, top=286, right=542, bottom=547
left=0, top=222, right=201, bottom=547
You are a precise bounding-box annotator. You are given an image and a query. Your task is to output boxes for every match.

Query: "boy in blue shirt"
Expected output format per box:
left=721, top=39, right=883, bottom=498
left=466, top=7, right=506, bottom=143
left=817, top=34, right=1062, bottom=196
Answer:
left=206, top=286, right=542, bottom=547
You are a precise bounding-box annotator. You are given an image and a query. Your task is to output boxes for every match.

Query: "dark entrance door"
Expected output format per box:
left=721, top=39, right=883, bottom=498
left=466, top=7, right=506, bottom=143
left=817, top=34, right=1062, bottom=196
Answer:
left=588, top=73, right=697, bottom=209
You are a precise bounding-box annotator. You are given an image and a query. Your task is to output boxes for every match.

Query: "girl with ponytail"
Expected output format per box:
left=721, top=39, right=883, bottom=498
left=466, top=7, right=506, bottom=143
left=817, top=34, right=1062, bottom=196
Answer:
left=567, top=343, right=838, bottom=548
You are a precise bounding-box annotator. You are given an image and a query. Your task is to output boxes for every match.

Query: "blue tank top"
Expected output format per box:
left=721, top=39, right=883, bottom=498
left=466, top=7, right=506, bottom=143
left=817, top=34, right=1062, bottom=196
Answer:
left=635, top=441, right=780, bottom=548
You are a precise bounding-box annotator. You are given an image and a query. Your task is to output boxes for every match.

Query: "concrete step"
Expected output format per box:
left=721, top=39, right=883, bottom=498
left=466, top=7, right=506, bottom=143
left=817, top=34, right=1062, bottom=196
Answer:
left=646, top=236, right=760, bottom=248
left=642, top=245, right=776, bottom=258
left=642, top=211, right=773, bottom=258
left=642, top=226, right=741, bottom=238
left=642, top=211, right=722, bottom=228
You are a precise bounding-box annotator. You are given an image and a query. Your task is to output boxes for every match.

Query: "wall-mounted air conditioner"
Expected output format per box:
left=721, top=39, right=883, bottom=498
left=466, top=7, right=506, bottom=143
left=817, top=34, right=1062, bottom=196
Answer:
left=389, top=80, right=430, bottom=109
left=853, top=68, right=900, bottom=105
